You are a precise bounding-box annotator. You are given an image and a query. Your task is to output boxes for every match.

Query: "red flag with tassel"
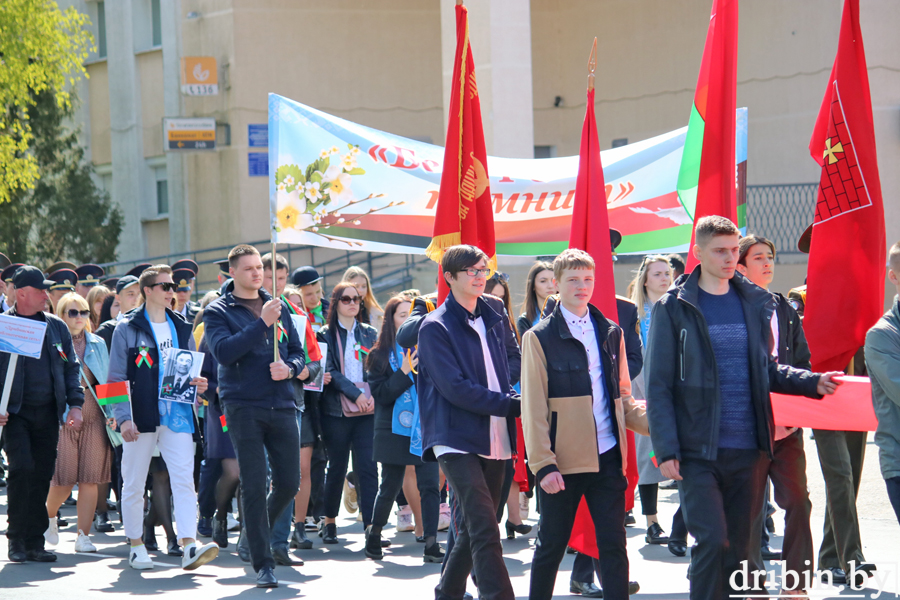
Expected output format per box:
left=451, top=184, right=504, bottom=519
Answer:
left=425, top=1, right=497, bottom=303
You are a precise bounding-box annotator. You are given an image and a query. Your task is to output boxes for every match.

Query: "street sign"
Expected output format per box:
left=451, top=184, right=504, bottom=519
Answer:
left=181, top=57, right=218, bottom=96
left=248, top=124, right=268, bottom=148
left=164, top=118, right=216, bottom=151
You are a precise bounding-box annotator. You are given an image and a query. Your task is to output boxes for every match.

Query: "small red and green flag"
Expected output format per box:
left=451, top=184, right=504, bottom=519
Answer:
left=650, top=449, right=659, bottom=469
left=95, top=381, right=131, bottom=407
left=220, top=415, right=228, bottom=433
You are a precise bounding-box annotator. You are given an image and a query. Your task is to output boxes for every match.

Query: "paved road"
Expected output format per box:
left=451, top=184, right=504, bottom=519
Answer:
left=1, top=432, right=898, bottom=599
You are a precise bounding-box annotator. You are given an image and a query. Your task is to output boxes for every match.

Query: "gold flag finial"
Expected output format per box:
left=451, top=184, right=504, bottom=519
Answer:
left=587, top=37, right=597, bottom=91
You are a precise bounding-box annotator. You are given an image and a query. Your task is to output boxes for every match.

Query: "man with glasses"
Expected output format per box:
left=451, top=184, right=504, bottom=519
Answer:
left=417, top=245, right=521, bottom=600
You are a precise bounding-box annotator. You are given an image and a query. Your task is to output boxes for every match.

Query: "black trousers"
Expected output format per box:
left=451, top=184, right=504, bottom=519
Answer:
left=886, top=476, right=900, bottom=525
left=224, top=404, right=300, bottom=572
left=436, top=454, right=511, bottom=600
left=531, top=447, right=629, bottom=600
left=309, top=440, right=328, bottom=518
left=812, top=429, right=867, bottom=571
left=679, top=448, right=768, bottom=600
left=753, top=429, right=813, bottom=584
left=319, top=414, right=377, bottom=527
left=496, top=458, right=515, bottom=522
left=372, top=461, right=441, bottom=537
left=5, top=404, right=59, bottom=550
left=197, top=457, right=223, bottom=519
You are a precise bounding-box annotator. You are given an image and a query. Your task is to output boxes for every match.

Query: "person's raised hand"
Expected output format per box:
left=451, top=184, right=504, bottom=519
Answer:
left=261, top=299, right=282, bottom=327
left=817, top=371, right=845, bottom=396
left=270, top=360, right=291, bottom=381
left=660, top=459, right=682, bottom=481
left=540, top=471, right=566, bottom=494
left=121, top=420, right=140, bottom=443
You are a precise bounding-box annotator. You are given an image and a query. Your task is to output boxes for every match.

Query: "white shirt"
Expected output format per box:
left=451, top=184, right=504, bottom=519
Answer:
left=560, top=304, right=617, bottom=455
left=433, top=313, right=512, bottom=461
left=150, top=320, right=174, bottom=364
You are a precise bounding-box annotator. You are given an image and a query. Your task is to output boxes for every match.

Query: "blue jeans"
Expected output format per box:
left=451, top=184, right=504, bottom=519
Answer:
left=271, top=411, right=303, bottom=550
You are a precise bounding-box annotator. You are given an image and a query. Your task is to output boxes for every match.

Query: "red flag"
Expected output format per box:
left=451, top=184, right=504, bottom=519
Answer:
left=804, top=0, right=885, bottom=372
left=425, top=3, right=496, bottom=303
left=681, top=0, right=739, bottom=272
left=564, top=45, right=639, bottom=558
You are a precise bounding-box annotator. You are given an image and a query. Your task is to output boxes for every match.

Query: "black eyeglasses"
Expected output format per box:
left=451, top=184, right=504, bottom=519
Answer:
left=150, top=282, right=178, bottom=292
left=67, top=309, right=91, bottom=319
left=340, top=295, right=362, bottom=305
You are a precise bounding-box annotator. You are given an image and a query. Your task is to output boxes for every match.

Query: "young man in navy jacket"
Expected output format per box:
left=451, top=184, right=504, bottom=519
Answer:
left=418, top=245, right=521, bottom=600
left=203, top=245, right=307, bottom=589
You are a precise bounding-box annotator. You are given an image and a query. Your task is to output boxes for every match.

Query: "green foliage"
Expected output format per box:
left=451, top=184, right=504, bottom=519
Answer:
left=0, top=0, right=93, bottom=203
left=0, top=88, right=123, bottom=264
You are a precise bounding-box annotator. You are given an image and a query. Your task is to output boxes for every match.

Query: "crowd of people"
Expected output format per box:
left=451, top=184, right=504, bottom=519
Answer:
left=1, top=215, right=899, bottom=599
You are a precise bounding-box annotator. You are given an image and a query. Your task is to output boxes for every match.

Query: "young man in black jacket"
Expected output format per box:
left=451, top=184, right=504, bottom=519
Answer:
left=0, top=266, right=84, bottom=563
left=417, top=245, right=521, bottom=600
left=203, top=245, right=307, bottom=589
left=645, top=217, right=843, bottom=600
left=737, top=235, right=816, bottom=590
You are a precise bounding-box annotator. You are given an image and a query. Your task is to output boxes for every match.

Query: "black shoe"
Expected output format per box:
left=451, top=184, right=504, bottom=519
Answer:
left=144, top=528, right=159, bottom=552
left=25, top=549, right=58, bottom=562
left=381, top=538, right=391, bottom=548
left=8, top=541, right=27, bottom=563
left=856, top=562, right=877, bottom=574
left=821, top=567, right=847, bottom=585
left=364, top=526, right=384, bottom=560
left=197, top=517, right=212, bottom=538
left=322, top=523, right=338, bottom=544
left=569, top=580, right=603, bottom=597
left=167, top=538, right=183, bottom=557
left=566, top=546, right=576, bottom=554
left=57, top=511, right=68, bottom=528
left=256, top=566, right=278, bottom=588
left=659, top=479, right=678, bottom=490
left=272, top=545, right=301, bottom=566
left=645, top=522, right=669, bottom=545
left=415, top=535, right=426, bottom=543
left=668, top=539, right=687, bottom=557
left=237, top=528, right=250, bottom=563
left=761, top=543, right=782, bottom=561
left=505, top=520, right=533, bottom=539
left=0, top=477, right=6, bottom=488
left=94, top=511, right=115, bottom=533
left=291, top=524, right=313, bottom=550
left=423, top=541, right=445, bottom=563
left=765, top=515, right=776, bottom=534
left=212, top=518, right=228, bottom=548
left=64, top=494, right=77, bottom=506
left=624, top=511, right=636, bottom=527
left=628, top=581, right=641, bottom=595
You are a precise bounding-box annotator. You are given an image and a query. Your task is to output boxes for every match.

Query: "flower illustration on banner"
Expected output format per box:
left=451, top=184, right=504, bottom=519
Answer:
left=273, top=143, right=403, bottom=247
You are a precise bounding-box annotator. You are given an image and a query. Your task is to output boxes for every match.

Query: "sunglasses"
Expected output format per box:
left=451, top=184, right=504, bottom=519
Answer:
left=489, top=271, right=509, bottom=283
left=340, top=295, right=362, bottom=305
left=67, top=309, right=91, bottom=319
left=150, top=282, right=178, bottom=292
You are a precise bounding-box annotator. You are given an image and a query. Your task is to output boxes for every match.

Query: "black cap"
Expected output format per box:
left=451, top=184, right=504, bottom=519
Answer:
left=172, top=259, right=199, bottom=275
left=0, top=252, right=10, bottom=270
left=2, top=263, right=23, bottom=283
left=292, top=266, right=322, bottom=287
left=75, top=264, right=105, bottom=286
left=116, top=275, right=139, bottom=294
left=101, top=276, right=120, bottom=291
left=45, top=260, right=78, bottom=276
left=609, top=228, right=622, bottom=252
left=48, top=269, right=78, bottom=291
left=127, top=263, right=151, bottom=278
left=12, top=265, right=55, bottom=290
left=172, top=269, right=195, bottom=291
left=797, top=224, right=812, bottom=254
left=215, top=259, right=230, bottom=274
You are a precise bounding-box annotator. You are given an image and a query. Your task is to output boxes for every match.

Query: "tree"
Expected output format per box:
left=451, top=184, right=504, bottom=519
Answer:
left=0, top=0, right=93, bottom=204
left=0, top=88, right=123, bottom=264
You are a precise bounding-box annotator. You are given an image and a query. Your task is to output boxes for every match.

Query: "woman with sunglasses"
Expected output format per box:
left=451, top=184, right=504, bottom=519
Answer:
left=316, top=282, right=379, bottom=544
left=44, top=293, right=112, bottom=553
left=364, top=295, right=444, bottom=563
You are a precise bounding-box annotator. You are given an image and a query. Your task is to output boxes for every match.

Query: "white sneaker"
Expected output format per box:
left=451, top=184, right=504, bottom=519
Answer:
left=129, top=544, right=154, bottom=570
left=44, top=517, right=59, bottom=546
left=519, top=492, right=530, bottom=521
left=227, top=513, right=241, bottom=532
left=396, top=505, right=415, bottom=532
left=182, top=542, right=219, bottom=570
left=438, top=503, right=452, bottom=532
left=75, top=530, right=97, bottom=553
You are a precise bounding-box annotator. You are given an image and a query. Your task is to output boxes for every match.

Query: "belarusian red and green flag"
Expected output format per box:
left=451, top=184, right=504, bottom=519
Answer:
left=678, top=0, right=740, bottom=271
left=95, top=381, right=130, bottom=406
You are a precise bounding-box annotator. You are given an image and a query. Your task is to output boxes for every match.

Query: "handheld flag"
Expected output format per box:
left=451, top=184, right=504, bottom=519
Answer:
left=95, top=381, right=131, bottom=406
left=282, top=295, right=323, bottom=362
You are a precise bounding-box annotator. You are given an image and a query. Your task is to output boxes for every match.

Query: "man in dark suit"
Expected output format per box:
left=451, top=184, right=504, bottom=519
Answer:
left=162, top=351, right=196, bottom=403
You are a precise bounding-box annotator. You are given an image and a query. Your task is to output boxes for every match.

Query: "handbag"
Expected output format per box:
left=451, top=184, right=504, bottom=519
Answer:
left=334, top=326, right=372, bottom=417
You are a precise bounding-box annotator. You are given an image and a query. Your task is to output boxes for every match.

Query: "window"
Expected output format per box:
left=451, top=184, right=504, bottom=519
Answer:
left=97, top=1, right=107, bottom=59
left=534, top=145, right=557, bottom=159
left=154, top=166, right=168, bottom=215
left=151, top=0, right=162, bottom=47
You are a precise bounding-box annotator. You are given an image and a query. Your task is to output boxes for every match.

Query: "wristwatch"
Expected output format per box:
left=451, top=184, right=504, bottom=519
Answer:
left=287, top=365, right=295, bottom=379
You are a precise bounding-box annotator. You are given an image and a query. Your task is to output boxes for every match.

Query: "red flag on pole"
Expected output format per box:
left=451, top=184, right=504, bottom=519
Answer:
left=425, top=1, right=497, bottom=304
left=680, top=0, right=739, bottom=273
left=804, top=0, right=886, bottom=372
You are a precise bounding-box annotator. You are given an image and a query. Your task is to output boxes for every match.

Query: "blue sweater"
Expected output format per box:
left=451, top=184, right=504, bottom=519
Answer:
left=698, top=286, right=757, bottom=450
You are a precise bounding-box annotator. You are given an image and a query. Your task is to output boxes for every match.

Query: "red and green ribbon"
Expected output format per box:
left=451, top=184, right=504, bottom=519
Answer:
left=276, top=320, right=287, bottom=343
left=220, top=414, right=228, bottom=433
left=354, top=343, right=370, bottom=362
left=135, top=346, right=153, bottom=368
left=649, top=449, right=658, bottom=469
left=54, top=343, right=68, bottom=362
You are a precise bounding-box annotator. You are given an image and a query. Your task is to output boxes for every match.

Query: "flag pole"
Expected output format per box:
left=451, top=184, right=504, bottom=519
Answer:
left=272, top=240, right=280, bottom=362
left=587, top=37, right=597, bottom=92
